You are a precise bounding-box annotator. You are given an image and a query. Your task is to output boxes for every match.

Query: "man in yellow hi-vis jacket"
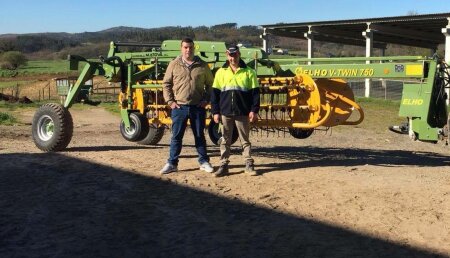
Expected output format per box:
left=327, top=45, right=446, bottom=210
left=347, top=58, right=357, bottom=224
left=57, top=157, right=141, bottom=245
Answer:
left=211, top=45, right=260, bottom=177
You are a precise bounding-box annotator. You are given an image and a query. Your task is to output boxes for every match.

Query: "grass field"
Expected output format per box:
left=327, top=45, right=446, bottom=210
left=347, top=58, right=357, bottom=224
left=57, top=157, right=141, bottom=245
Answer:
left=0, top=59, right=81, bottom=90
left=0, top=59, right=80, bottom=79
left=18, top=60, right=70, bottom=74
left=354, top=97, right=404, bottom=133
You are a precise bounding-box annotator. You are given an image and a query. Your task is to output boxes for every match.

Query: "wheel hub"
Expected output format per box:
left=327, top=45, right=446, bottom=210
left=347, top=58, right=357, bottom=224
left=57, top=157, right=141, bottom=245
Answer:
left=37, top=115, right=54, bottom=141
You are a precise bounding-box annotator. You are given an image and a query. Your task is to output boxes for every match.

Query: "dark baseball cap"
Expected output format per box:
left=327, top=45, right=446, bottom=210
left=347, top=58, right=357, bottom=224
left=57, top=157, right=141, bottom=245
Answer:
left=227, top=45, right=239, bottom=54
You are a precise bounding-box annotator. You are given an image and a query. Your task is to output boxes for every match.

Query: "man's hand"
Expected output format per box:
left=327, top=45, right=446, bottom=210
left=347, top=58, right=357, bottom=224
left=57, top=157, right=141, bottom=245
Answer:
left=170, top=102, right=180, bottom=109
left=213, top=114, right=220, bottom=123
left=197, top=100, right=208, bottom=108
left=249, top=112, right=257, bottom=123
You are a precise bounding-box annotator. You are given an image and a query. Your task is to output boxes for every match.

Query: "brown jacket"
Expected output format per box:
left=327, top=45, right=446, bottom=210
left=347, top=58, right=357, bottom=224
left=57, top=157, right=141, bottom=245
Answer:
left=163, top=56, right=213, bottom=106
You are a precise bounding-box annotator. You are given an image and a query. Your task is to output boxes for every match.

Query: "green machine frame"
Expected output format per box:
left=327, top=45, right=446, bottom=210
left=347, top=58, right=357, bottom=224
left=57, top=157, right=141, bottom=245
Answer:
left=265, top=56, right=449, bottom=142
left=32, top=40, right=449, bottom=152
left=67, top=44, right=448, bottom=142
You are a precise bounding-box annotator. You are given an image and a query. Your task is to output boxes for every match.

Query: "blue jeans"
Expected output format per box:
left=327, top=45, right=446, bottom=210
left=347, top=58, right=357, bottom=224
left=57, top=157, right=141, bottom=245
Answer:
left=168, top=105, right=209, bottom=166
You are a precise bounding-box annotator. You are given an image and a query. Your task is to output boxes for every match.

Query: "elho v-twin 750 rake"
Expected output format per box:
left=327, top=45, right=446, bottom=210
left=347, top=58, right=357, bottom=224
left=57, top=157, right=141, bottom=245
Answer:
left=31, top=41, right=448, bottom=151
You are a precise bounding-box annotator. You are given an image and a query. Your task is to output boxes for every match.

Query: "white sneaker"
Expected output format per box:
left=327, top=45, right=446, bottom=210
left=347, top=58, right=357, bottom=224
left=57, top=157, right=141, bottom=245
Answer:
left=160, top=163, right=178, bottom=174
left=199, top=162, right=214, bottom=173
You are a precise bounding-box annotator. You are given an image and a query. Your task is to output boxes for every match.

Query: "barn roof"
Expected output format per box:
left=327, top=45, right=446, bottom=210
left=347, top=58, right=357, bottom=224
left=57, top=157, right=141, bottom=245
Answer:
left=261, top=13, right=450, bottom=49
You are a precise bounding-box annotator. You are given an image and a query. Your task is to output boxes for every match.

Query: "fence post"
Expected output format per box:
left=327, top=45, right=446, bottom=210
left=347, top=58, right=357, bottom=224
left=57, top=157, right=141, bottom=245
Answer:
left=15, top=83, right=19, bottom=98
left=382, top=79, right=387, bottom=100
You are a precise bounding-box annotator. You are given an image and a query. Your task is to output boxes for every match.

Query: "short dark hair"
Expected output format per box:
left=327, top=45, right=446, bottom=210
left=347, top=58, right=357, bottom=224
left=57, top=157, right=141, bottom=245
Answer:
left=181, top=37, right=194, bottom=45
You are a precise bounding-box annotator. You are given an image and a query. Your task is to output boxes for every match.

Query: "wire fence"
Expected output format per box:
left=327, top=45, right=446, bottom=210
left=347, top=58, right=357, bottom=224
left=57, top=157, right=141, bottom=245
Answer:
left=0, top=77, right=120, bottom=103
left=348, top=79, right=404, bottom=100
left=1, top=81, right=53, bottom=102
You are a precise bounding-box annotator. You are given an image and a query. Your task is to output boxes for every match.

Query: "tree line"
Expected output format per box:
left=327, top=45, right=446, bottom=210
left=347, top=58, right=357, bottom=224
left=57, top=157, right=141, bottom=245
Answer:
left=0, top=22, right=442, bottom=63
left=0, top=23, right=262, bottom=60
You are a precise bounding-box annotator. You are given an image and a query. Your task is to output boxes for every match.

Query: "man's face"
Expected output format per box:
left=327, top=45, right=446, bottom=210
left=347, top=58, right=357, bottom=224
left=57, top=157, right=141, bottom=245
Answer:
left=227, top=51, right=240, bottom=66
left=181, top=42, right=195, bottom=61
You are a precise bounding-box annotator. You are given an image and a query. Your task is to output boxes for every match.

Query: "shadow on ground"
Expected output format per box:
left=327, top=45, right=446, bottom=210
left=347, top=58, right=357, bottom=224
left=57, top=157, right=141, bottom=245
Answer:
left=253, top=146, right=450, bottom=174
left=0, top=153, right=446, bottom=257
left=65, top=145, right=162, bottom=152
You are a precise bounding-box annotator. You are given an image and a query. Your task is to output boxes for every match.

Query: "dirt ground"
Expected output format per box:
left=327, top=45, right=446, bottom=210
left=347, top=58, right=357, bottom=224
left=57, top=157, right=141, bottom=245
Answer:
left=1, top=106, right=449, bottom=257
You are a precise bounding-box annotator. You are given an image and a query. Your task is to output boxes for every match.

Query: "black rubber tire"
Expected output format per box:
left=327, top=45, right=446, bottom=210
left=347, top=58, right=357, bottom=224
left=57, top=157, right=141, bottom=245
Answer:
left=288, top=128, right=314, bottom=139
left=32, top=103, right=73, bottom=152
left=119, top=112, right=149, bottom=142
left=137, top=124, right=165, bottom=145
left=208, top=119, right=239, bottom=145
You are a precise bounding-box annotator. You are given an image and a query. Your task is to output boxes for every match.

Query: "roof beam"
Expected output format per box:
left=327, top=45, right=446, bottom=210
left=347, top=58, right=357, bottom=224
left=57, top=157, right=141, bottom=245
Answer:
left=309, top=26, right=364, bottom=39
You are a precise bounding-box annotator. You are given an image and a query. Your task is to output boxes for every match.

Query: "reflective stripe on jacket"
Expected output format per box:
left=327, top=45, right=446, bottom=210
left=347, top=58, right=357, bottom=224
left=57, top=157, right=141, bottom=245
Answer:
left=211, top=61, right=260, bottom=116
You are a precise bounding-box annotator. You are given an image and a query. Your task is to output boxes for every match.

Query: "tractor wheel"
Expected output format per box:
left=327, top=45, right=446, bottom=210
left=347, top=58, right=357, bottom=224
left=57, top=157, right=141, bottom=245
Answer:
left=208, top=119, right=239, bottom=145
left=32, top=103, right=73, bottom=152
left=137, top=124, right=165, bottom=145
left=289, top=128, right=314, bottom=139
left=119, top=112, right=149, bottom=142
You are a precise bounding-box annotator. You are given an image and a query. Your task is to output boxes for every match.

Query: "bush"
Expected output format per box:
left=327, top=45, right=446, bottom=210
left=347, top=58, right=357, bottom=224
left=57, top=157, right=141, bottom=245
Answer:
left=0, top=51, right=27, bottom=70
left=0, top=111, right=17, bottom=125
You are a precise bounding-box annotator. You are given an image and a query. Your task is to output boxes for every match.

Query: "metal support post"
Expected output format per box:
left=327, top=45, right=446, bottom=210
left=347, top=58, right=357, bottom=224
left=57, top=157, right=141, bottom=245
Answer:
left=442, top=18, right=450, bottom=105
left=260, top=28, right=270, bottom=54
left=362, top=27, right=373, bottom=98
left=304, top=27, right=315, bottom=65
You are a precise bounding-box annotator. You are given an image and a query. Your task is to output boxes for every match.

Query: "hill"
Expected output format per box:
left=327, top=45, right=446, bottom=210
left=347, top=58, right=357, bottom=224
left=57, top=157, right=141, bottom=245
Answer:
left=0, top=23, right=262, bottom=60
left=0, top=23, right=442, bottom=61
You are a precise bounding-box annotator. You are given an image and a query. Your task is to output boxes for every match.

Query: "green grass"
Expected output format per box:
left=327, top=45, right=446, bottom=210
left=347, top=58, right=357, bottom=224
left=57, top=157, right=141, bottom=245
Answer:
left=98, top=102, right=120, bottom=115
left=0, top=100, right=40, bottom=110
left=0, top=101, right=120, bottom=126
left=0, top=111, right=17, bottom=125
left=0, top=60, right=82, bottom=78
left=352, top=97, right=404, bottom=132
left=64, top=102, right=120, bottom=116
left=17, top=60, right=70, bottom=75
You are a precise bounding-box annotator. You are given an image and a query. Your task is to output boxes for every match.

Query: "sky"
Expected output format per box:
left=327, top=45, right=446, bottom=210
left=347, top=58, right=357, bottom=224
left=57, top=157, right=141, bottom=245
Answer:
left=1, top=0, right=450, bottom=34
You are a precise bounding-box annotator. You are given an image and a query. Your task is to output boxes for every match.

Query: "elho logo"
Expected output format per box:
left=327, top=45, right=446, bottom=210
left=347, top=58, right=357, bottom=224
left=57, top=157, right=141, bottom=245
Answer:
left=402, top=98, right=424, bottom=105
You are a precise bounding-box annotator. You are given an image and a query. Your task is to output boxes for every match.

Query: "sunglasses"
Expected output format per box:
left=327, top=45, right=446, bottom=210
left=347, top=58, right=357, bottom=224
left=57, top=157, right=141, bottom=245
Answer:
left=228, top=52, right=239, bottom=57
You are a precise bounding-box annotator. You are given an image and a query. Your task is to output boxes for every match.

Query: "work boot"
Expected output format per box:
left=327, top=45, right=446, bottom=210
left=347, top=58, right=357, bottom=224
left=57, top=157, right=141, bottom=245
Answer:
left=214, top=164, right=229, bottom=177
left=245, top=161, right=258, bottom=176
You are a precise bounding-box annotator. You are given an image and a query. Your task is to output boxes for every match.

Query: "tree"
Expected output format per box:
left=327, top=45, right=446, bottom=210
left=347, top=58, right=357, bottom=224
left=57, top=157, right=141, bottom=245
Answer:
left=0, top=38, right=16, bottom=53
left=0, top=51, right=28, bottom=70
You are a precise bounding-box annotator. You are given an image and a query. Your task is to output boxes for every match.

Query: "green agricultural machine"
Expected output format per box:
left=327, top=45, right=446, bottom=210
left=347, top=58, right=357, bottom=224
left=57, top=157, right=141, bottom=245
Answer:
left=31, top=40, right=449, bottom=151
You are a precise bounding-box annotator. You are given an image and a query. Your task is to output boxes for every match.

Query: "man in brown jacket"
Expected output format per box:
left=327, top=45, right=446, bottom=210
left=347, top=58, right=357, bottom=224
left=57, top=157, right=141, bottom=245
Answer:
left=160, top=37, right=214, bottom=174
